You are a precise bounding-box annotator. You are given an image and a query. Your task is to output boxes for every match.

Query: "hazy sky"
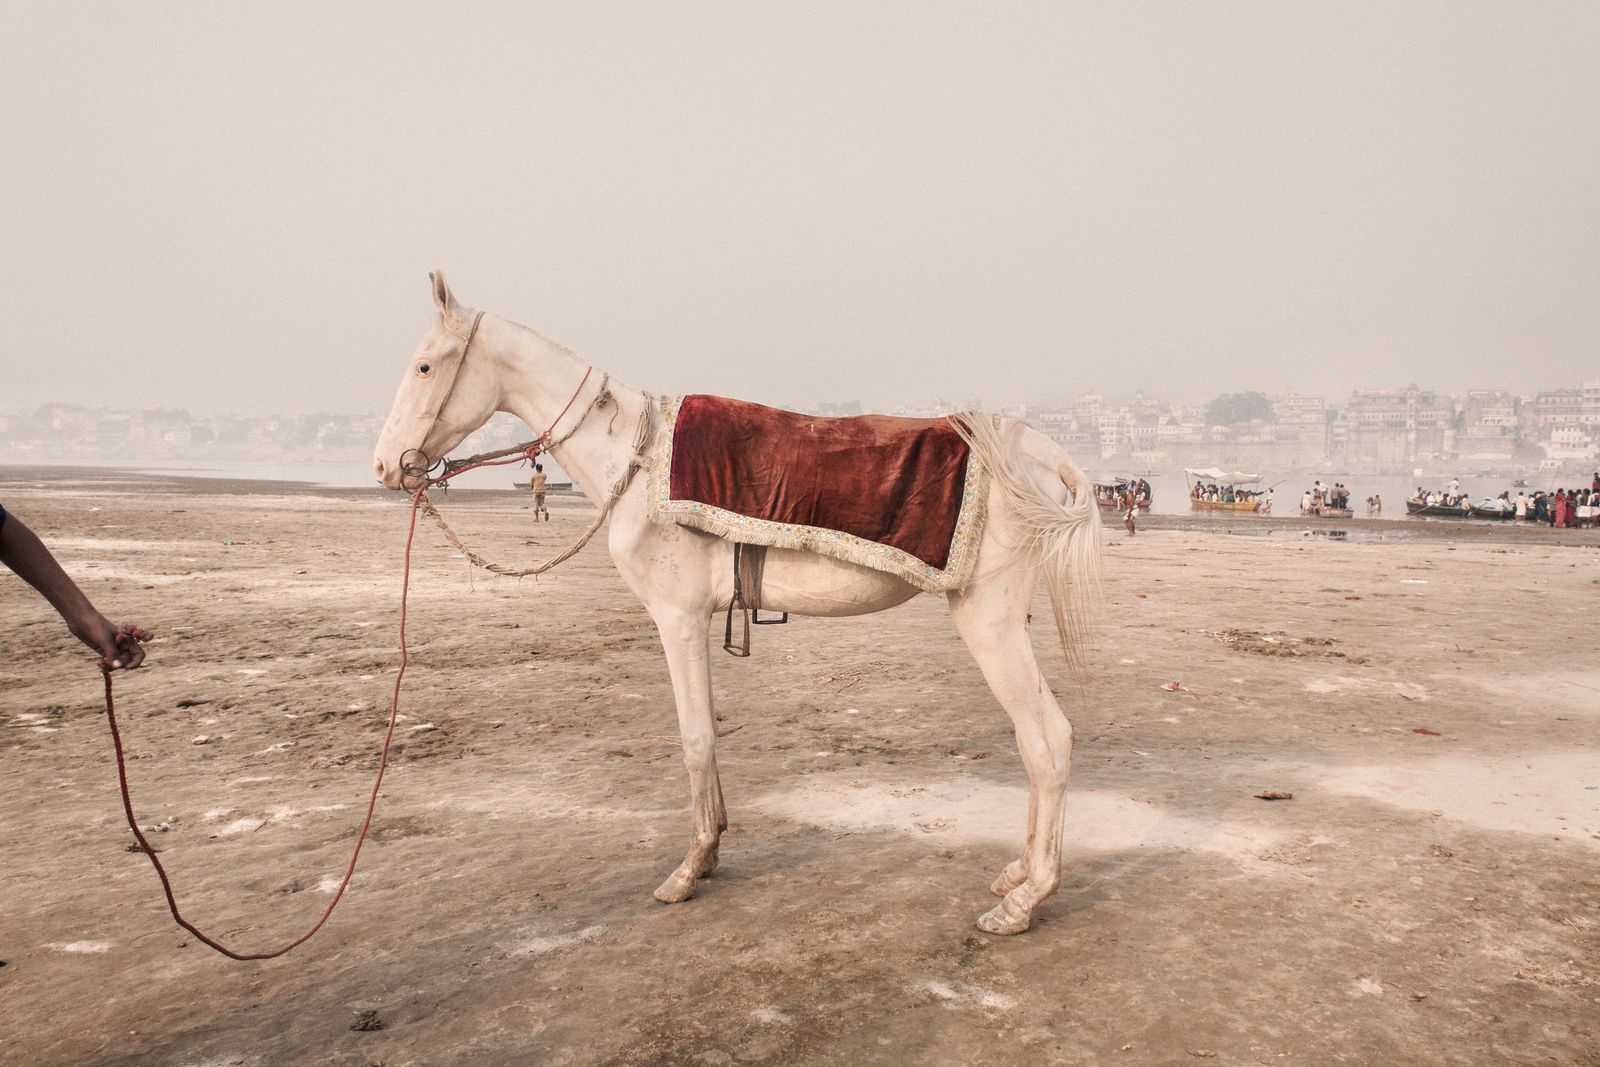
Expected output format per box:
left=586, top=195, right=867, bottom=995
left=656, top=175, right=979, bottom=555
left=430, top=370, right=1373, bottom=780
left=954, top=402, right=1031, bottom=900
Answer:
left=2, top=2, right=1596, bottom=416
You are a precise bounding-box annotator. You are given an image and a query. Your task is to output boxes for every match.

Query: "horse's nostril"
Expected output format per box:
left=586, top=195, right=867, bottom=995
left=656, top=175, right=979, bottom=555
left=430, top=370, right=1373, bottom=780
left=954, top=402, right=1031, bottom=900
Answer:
left=374, top=457, right=388, bottom=483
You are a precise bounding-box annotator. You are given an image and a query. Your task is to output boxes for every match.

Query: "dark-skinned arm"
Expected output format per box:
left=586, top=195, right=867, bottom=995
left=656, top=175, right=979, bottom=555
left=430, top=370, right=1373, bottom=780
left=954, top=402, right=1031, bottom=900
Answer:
left=0, top=508, right=146, bottom=670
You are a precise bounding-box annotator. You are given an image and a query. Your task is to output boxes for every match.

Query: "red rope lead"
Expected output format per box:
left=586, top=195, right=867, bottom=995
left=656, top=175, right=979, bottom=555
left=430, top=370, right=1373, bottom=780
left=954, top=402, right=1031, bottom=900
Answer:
left=102, top=443, right=545, bottom=960
left=542, top=367, right=592, bottom=448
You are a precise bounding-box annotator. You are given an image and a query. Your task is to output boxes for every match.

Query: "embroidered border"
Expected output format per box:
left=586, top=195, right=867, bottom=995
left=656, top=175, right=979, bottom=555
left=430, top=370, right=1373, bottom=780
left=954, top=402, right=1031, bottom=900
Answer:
left=645, top=395, right=990, bottom=594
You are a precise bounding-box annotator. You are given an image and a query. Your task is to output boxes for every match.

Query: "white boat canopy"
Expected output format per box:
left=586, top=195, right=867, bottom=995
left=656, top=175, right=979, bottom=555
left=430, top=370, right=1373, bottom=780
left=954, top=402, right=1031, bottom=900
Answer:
left=1185, top=467, right=1264, bottom=484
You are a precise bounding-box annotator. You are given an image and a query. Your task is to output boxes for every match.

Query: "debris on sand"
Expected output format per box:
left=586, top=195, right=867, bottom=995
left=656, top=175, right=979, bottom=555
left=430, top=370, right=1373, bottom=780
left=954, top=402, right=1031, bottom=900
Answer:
left=1160, top=681, right=1187, bottom=692
left=190, top=735, right=212, bottom=745
left=1254, top=791, right=1293, bottom=801
left=1197, top=629, right=1349, bottom=660
left=350, top=1009, right=385, bottom=1032
left=175, top=698, right=212, bottom=709
left=1412, top=727, right=1442, bottom=736
left=1430, top=844, right=1454, bottom=858
left=1512, top=962, right=1596, bottom=989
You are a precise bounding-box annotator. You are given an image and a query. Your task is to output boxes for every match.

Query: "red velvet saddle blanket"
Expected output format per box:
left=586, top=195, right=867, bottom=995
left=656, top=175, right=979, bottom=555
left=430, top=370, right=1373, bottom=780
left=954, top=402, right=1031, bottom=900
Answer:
left=648, top=395, right=990, bottom=592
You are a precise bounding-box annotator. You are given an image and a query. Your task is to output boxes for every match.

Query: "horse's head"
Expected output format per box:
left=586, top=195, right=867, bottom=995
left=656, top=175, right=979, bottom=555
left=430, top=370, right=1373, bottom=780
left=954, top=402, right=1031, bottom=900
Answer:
left=373, top=271, right=503, bottom=489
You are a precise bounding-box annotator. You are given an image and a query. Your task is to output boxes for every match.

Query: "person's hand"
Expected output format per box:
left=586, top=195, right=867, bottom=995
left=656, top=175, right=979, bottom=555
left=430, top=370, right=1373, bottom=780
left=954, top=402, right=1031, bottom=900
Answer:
left=68, top=611, right=147, bottom=670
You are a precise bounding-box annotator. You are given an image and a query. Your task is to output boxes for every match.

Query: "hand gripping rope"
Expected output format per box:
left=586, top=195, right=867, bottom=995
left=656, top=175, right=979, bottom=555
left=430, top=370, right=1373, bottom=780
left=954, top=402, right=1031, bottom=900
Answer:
left=98, top=373, right=647, bottom=960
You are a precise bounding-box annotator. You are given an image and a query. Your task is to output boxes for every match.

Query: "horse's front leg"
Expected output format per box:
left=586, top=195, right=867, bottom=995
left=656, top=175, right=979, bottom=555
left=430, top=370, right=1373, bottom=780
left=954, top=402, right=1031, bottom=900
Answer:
left=990, top=792, right=1037, bottom=897
left=649, top=605, right=723, bottom=903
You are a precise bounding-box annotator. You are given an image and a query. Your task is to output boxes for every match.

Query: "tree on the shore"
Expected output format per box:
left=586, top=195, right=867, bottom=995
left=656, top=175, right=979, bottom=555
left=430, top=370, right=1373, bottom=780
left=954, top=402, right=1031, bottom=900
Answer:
left=1205, top=391, right=1273, bottom=426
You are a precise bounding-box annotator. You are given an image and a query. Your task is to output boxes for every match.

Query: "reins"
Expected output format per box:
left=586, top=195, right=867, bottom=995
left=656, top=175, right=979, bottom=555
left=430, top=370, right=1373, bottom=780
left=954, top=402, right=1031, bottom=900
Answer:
left=418, top=391, right=653, bottom=577
left=99, top=338, right=650, bottom=960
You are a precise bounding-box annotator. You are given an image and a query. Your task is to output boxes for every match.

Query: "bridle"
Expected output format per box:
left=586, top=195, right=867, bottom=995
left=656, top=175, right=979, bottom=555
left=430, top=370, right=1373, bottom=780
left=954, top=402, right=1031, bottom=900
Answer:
left=398, top=310, right=486, bottom=485
left=396, top=310, right=601, bottom=487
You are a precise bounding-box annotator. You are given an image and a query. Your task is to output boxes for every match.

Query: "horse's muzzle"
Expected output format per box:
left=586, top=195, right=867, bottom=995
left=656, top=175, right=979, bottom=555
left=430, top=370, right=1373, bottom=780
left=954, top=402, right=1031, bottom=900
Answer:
left=374, top=448, right=434, bottom=490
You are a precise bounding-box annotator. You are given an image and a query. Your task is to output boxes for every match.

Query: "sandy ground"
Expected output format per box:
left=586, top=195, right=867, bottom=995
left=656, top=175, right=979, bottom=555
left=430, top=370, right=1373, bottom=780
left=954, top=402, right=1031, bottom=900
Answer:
left=1, top=466, right=1597, bottom=1067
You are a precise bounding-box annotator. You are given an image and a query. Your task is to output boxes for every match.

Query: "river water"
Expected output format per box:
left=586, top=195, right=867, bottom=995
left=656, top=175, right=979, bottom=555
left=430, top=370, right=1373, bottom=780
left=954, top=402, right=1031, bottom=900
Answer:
left=13, top=459, right=1592, bottom=514
left=11, top=457, right=554, bottom=493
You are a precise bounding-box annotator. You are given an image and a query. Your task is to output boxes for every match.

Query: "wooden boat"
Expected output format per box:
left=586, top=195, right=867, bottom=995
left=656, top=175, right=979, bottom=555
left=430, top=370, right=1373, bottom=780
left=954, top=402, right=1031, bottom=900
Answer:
left=1405, top=499, right=1475, bottom=518
left=1469, top=504, right=1514, bottom=521
left=1093, top=479, right=1151, bottom=512
left=1185, top=467, right=1265, bottom=513
left=1302, top=507, right=1353, bottom=519
left=1192, top=497, right=1263, bottom=513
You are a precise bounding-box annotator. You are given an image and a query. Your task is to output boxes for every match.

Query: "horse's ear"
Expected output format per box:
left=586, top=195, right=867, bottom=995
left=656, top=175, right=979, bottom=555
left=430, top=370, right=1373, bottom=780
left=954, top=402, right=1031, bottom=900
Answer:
left=429, top=270, right=459, bottom=316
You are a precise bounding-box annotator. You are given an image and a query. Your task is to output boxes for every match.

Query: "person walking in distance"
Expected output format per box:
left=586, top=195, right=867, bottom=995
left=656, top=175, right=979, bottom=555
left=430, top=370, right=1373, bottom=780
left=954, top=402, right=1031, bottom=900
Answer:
left=530, top=463, right=549, bottom=522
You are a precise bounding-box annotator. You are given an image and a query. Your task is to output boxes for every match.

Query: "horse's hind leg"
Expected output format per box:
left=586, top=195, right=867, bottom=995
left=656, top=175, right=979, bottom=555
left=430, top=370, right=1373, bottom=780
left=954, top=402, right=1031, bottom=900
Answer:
left=948, top=573, right=1075, bottom=935
left=649, top=606, right=724, bottom=903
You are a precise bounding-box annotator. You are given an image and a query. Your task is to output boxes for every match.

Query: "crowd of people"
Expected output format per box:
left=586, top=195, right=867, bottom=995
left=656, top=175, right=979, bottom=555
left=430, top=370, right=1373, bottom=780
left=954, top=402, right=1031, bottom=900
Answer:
left=1300, top=480, right=1352, bottom=514
left=1411, top=477, right=1472, bottom=509
left=1190, top=482, right=1266, bottom=507
left=1410, top=472, right=1600, bottom=527
left=1096, top=478, right=1151, bottom=509
left=1507, top=485, right=1598, bottom=526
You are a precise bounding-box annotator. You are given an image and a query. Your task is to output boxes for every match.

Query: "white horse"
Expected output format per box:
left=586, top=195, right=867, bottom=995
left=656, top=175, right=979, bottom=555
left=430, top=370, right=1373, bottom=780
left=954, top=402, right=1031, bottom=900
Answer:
left=374, top=272, right=1103, bottom=934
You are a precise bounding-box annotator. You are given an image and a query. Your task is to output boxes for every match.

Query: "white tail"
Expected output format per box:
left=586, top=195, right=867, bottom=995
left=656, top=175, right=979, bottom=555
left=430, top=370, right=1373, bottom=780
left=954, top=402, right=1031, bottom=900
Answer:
left=952, top=413, right=1104, bottom=679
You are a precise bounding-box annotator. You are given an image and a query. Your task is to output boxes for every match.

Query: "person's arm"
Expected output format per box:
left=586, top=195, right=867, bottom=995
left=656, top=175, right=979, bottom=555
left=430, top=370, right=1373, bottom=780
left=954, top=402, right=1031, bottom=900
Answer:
left=0, top=508, right=146, bottom=670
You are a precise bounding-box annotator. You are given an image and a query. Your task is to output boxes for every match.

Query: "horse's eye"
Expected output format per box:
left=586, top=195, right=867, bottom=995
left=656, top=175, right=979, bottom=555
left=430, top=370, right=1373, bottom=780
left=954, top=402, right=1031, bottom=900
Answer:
left=417, top=362, right=432, bottom=376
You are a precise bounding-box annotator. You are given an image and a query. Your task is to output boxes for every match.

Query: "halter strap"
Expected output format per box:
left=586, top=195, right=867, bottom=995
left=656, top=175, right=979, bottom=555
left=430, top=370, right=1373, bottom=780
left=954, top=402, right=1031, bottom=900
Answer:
left=418, top=310, right=485, bottom=431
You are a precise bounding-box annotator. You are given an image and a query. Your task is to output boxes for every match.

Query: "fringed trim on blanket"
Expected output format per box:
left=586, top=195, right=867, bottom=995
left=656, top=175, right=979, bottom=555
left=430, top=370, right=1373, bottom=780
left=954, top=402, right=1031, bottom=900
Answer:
left=645, top=395, right=991, bottom=594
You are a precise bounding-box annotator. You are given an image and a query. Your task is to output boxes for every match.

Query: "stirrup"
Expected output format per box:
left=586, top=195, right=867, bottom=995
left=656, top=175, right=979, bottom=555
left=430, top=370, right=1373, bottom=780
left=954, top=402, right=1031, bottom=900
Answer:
left=722, top=543, right=787, bottom=655
left=723, top=597, right=751, bottom=657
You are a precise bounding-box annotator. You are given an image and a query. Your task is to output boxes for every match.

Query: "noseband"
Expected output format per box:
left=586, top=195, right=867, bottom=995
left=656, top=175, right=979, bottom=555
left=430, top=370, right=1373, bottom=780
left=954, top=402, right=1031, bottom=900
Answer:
left=401, top=309, right=486, bottom=482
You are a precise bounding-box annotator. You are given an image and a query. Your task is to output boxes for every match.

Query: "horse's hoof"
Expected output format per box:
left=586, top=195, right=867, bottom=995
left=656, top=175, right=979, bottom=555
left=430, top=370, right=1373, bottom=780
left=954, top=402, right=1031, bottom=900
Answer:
left=976, top=901, right=1032, bottom=936
left=653, top=871, right=698, bottom=904
left=990, top=867, right=1026, bottom=897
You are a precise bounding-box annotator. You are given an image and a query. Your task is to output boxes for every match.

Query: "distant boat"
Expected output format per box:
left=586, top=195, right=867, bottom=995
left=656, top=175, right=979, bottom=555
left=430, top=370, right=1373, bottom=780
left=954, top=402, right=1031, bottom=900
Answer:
left=513, top=480, right=574, bottom=491
left=1193, top=497, right=1264, bottom=513
left=1405, top=499, right=1477, bottom=519
left=1093, top=477, right=1151, bottom=512
left=1184, top=468, right=1265, bottom=513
